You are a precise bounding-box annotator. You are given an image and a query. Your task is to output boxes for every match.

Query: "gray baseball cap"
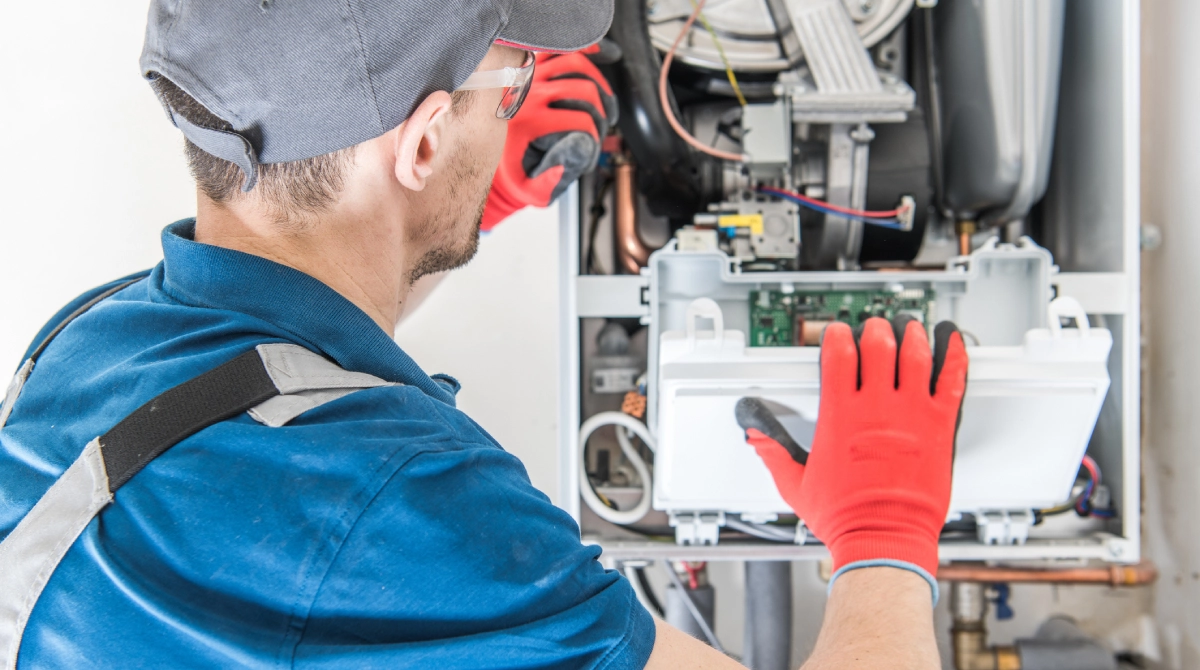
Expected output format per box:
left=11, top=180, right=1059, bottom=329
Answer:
left=140, top=0, right=613, bottom=191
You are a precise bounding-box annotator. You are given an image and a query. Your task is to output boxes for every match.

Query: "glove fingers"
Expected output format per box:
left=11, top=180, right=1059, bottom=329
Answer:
left=858, top=317, right=898, bottom=391
left=580, top=37, right=623, bottom=65
left=536, top=53, right=615, bottom=97
left=897, top=318, right=933, bottom=395
left=539, top=75, right=612, bottom=132
left=548, top=99, right=608, bottom=147
left=932, top=321, right=969, bottom=399
left=513, top=102, right=602, bottom=142
left=548, top=73, right=618, bottom=128
left=819, top=322, right=859, bottom=395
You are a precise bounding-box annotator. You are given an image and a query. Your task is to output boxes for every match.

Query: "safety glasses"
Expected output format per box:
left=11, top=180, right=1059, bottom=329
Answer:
left=456, top=51, right=536, bottom=120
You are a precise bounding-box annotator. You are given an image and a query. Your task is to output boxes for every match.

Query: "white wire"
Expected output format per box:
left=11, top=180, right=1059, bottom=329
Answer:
left=579, top=412, right=654, bottom=525
left=725, top=517, right=795, bottom=542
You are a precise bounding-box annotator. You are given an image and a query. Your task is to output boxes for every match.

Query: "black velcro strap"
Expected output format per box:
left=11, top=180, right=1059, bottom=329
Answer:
left=100, top=349, right=279, bottom=492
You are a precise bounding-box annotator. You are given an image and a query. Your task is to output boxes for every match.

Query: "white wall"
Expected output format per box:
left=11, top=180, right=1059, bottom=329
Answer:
left=395, top=211, right=561, bottom=499
left=0, top=2, right=194, bottom=376
left=0, top=1, right=564, bottom=500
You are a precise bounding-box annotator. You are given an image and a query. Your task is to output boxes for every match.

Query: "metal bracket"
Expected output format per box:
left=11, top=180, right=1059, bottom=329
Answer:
left=1104, top=536, right=1137, bottom=562
left=772, top=0, right=915, bottom=124
left=670, top=511, right=726, bottom=546
left=576, top=274, right=651, bottom=318
left=976, top=510, right=1035, bottom=545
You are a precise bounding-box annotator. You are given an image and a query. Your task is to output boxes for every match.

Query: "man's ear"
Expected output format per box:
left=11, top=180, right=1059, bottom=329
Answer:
left=393, top=91, right=454, bottom=191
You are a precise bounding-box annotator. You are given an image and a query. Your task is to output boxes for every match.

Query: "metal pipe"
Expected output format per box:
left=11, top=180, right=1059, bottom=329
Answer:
left=744, top=561, right=792, bottom=670
left=607, top=0, right=715, bottom=219
left=614, top=161, right=654, bottom=274
left=951, top=583, right=1022, bottom=670
left=939, top=560, right=1158, bottom=587
left=662, top=562, right=723, bottom=652
left=1017, top=617, right=1117, bottom=670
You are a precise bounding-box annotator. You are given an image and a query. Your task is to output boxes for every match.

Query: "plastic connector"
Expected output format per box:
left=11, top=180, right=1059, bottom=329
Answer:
left=897, top=195, right=916, bottom=231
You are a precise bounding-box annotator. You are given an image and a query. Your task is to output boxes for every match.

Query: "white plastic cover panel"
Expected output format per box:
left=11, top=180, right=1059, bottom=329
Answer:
left=654, top=294, right=1111, bottom=518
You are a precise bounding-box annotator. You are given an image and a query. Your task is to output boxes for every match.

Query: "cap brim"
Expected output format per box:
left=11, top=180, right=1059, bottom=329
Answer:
left=497, top=0, right=613, bottom=53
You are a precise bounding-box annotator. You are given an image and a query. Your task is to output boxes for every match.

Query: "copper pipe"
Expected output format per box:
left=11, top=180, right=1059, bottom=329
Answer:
left=956, top=220, right=978, bottom=256
left=614, top=161, right=654, bottom=274
left=939, top=560, right=1158, bottom=587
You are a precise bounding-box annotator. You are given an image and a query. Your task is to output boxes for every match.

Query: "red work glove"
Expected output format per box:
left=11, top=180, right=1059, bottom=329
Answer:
left=736, top=316, right=968, bottom=601
left=481, top=50, right=617, bottom=231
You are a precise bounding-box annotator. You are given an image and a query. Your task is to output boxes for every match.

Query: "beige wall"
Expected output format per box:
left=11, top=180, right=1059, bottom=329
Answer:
left=1141, top=0, right=1200, bottom=665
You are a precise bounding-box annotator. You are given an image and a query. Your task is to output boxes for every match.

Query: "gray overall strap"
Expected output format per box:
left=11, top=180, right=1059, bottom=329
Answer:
left=0, top=343, right=391, bottom=669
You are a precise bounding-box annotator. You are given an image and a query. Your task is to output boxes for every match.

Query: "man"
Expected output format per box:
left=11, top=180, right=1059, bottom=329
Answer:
left=0, top=0, right=967, bottom=668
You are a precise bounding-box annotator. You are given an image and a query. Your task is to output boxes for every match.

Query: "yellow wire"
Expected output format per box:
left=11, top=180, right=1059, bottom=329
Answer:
left=688, top=0, right=748, bottom=107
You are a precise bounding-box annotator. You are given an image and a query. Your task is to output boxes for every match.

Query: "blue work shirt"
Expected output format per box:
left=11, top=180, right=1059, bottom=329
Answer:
left=0, top=221, right=655, bottom=669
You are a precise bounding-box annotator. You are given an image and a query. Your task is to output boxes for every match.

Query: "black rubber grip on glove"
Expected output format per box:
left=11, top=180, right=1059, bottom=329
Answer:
left=735, top=397, right=808, bottom=465
left=931, top=320, right=963, bottom=396
left=847, top=315, right=964, bottom=395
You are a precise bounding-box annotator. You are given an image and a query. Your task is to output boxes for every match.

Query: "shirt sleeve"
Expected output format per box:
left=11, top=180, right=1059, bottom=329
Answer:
left=294, top=441, right=656, bottom=670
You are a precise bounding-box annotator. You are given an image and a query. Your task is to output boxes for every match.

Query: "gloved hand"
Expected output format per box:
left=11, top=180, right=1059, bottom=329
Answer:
left=735, top=316, right=968, bottom=600
left=481, top=50, right=617, bottom=231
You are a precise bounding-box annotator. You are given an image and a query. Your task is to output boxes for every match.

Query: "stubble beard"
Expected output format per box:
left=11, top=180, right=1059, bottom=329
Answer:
left=406, top=144, right=491, bottom=285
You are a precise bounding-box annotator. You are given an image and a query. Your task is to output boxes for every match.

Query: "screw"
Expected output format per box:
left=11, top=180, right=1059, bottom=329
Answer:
left=1141, top=223, right=1162, bottom=251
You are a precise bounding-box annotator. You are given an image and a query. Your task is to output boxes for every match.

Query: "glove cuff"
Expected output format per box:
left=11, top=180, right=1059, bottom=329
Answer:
left=828, top=559, right=940, bottom=606
left=828, top=528, right=940, bottom=583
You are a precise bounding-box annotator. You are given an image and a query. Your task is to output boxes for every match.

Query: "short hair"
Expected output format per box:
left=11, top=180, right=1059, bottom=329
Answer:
left=150, top=76, right=358, bottom=222
left=151, top=77, right=478, bottom=224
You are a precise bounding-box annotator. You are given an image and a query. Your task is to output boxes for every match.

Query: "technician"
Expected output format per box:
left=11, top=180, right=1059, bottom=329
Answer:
left=0, top=1, right=967, bottom=668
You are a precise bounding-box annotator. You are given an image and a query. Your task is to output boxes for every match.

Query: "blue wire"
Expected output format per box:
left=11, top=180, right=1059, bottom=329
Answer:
left=759, top=189, right=904, bottom=228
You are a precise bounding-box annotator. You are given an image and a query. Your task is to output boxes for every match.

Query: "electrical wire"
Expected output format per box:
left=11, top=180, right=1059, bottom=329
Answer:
left=625, top=564, right=665, bottom=616
left=661, top=562, right=725, bottom=653
left=757, top=185, right=907, bottom=227
left=659, top=0, right=748, bottom=163
left=1037, top=454, right=1114, bottom=519
left=725, top=516, right=796, bottom=542
left=683, top=561, right=706, bottom=590
left=1076, top=455, right=1115, bottom=518
left=579, top=412, right=654, bottom=525
left=687, top=0, right=748, bottom=106
left=920, top=6, right=953, bottom=222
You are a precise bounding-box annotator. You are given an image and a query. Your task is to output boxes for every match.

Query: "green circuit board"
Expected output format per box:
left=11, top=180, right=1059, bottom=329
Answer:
left=749, top=288, right=936, bottom=347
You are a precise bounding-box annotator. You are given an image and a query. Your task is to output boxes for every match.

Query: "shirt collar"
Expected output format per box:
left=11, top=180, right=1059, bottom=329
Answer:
left=157, top=219, right=457, bottom=406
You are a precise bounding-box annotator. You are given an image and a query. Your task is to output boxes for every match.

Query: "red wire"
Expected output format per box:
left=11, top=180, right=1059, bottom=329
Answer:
left=683, top=562, right=706, bottom=590
left=1081, top=455, right=1101, bottom=489
left=759, top=186, right=905, bottom=219
left=658, top=0, right=747, bottom=162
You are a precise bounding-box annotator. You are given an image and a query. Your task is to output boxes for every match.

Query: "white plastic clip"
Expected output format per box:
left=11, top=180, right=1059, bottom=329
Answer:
left=684, top=298, right=725, bottom=350
left=976, top=509, right=1034, bottom=545
left=670, top=511, right=726, bottom=546
left=1047, top=296, right=1090, bottom=337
